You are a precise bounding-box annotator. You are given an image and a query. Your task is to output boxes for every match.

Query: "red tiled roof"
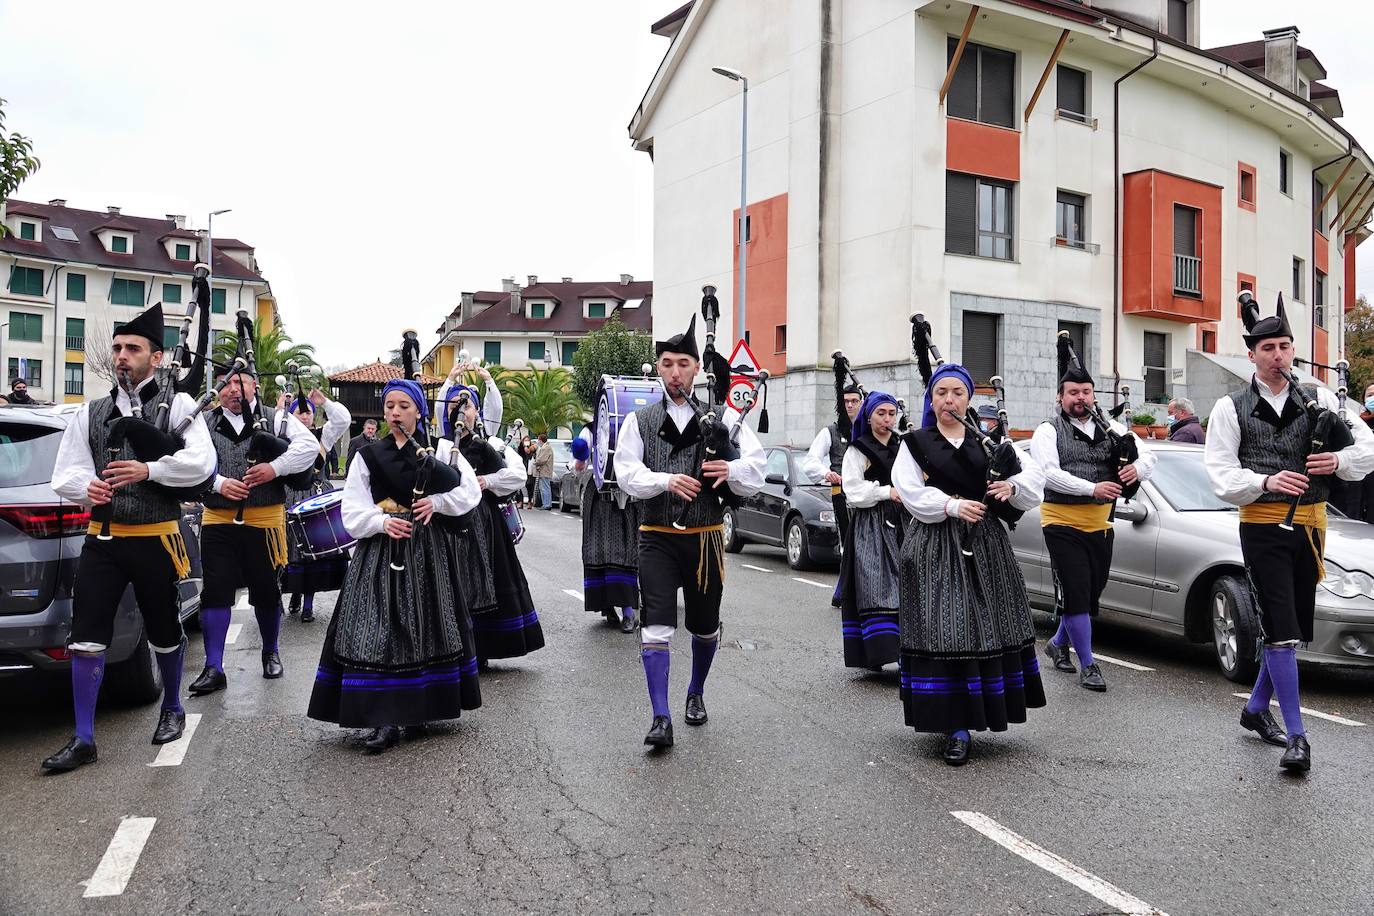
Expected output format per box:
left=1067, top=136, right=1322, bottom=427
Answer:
left=1311, top=81, right=1338, bottom=99
left=651, top=2, right=692, bottom=36
left=159, top=228, right=200, bottom=241
left=329, top=362, right=443, bottom=385
left=454, top=279, right=654, bottom=335
left=0, top=199, right=264, bottom=282
left=214, top=238, right=254, bottom=250
left=1206, top=39, right=1328, bottom=78
left=576, top=284, right=626, bottom=301
left=521, top=284, right=564, bottom=303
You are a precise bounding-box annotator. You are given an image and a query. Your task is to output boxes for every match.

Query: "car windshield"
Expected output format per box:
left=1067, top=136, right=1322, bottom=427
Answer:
left=1150, top=452, right=1236, bottom=512
left=549, top=440, right=572, bottom=463
left=785, top=451, right=823, bottom=484
left=0, top=422, right=62, bottom=487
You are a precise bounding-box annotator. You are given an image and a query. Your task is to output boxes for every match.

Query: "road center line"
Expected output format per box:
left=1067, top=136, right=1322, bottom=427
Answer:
left=952, top=811, right=1169, bottom=916
left=1229, top=693, right=1366, bottom=727
left=225, top=623, right=242, bottom=646
left=792, top=577, right=831, bottom=589
left=741, top=564, right=772, bottom=573
left=1068, top=648, right=1154, bottom=672
left=148, top=713, right=202, bottom=767
left=563, top=588, right=584, bottom=601
left=83, top=817, right=156, bottom=898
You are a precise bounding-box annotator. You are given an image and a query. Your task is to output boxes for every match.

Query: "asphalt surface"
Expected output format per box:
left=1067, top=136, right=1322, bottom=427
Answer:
left=3, top=505, right=1374, bottom=915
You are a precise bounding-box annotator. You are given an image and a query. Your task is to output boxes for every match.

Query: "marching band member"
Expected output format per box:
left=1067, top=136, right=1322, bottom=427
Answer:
left=614, top=315, right=766, bottom=748
left=573, top=428, right=639, bottom=633
left=279, top=390, right=353, bottom=622
left=42, top=305, right=216, bottom=772
left=802, top=360, right=864, bottom=548
left=439, top=359, right=504, bottom=436
left=308, top=378, right=482, bottom=753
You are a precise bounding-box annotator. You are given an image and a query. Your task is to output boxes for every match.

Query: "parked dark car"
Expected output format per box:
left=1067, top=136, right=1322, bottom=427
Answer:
left=0, top=403, right=203, bottom=704
left=722, top=446, right=840, bottom=569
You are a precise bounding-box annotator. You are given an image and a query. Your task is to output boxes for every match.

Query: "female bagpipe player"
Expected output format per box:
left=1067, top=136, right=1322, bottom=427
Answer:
left=307, top=331, right=483, bottom=755
left=891, top=314, right=1046, bottom=767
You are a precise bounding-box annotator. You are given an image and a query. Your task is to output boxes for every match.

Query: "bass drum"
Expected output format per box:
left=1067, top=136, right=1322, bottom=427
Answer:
left=593, top=375, right=664, bottom=489
left=286, top=490, right=356, bottom=561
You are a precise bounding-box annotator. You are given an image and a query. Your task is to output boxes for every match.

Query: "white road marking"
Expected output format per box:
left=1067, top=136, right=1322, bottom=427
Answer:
left=148, top=713, right=202, bottom=767
left=1229, top=693, right=1366, bottom=727
left=225, top=623, right=242, bottom=645
left=83, top=817, right=156, bottom=898
left=1068, top=648, right=1154, bottom=672
left=563, top=588, right=584, bottom=601
left=232, top=591, right=251, bottom=612
left=952, top=811, right=1168, bottom=916
left=741, top=564, right=772, bottom=573
left=792, top=577, right=831, bottom=589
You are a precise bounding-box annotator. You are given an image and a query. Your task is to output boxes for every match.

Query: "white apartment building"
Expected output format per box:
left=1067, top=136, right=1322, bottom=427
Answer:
left=629, top=0, right=1371, bottom=439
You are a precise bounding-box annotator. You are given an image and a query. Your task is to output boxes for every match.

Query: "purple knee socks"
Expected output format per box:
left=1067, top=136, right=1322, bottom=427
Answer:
left=1264, top=646, right=1304, bottom=737
left=254, top=604, right=281, bottom=655
left=302, top=593, right=314, bottom=612
left=1061, top=614, right=1094, bottom=667
left=71, top=653, right=105, bottom=744
left=1245, top=651, right=1275, bottom=715
left=641, top=646, right=671, bottom=719
left=155, top=639, right=185, bottom=713
left=621, top=607, right=635, bottom=626
left=200, top=606, right=231, bottom=672
left=687, top=633, right=719, bottom=696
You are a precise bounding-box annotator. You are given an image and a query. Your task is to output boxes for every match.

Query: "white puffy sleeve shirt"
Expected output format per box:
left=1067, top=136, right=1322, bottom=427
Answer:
left=891, top=435, right=1044, bottom=523
left=341, top=437, right=482, bottom=539
left=613, top=402, right=767, bottom=499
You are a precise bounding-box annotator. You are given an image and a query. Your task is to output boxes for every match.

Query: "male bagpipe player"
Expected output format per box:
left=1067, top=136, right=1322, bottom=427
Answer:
left=612, top=292, right=766, bottom=749
left=801, top=354, right=865, bottom=547
left=1205, top=292, right=1374, bottom=773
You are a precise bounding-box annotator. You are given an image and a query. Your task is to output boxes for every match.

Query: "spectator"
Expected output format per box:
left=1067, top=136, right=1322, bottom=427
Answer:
left=519, top=436, right=537, bottom=508
left=534, top=433, right=555, bottom=510
left=9, top=378, right=36, bottom=405
left=1333, top=383, right=1374, bottom=523
left=347, top=419, right=379, bottom=469
left=1166, top=397, right=1205, bottom=443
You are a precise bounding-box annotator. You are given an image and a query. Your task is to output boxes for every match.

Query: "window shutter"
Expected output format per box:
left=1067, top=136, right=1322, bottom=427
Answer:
left=945, top=173, right=977, bottom=256
left=1056, top=66, right=1085, bottom=114
left=1173, top=206, right=1197, bottom=257
left=980, top=47, right=1015, bottom=128
left=946, top=38, right=978, bottom=121
left=962, top=312, right=999, bottom=383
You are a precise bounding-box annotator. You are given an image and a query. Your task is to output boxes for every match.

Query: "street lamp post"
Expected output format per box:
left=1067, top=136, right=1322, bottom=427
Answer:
left=206, top=208, right=232, bottom=396
left=712, top=66, right=749, bottom=345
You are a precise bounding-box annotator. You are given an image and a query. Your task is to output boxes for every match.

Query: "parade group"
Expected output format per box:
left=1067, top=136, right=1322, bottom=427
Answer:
left=35, top=278, right=1374, bottom=777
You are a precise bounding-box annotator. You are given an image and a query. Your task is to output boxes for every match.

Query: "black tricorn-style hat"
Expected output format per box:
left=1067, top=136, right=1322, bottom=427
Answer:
left=1056, top=332, right=1094, bottom=387
left=114, top=302, right=166, bottom=351
left=655, top=313, right=700, bottom=360
left=1240, top=290, right=1294, bottom=349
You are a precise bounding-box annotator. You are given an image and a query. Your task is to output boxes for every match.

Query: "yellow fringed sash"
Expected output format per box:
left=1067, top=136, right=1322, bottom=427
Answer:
left=1040, top=502, right=1114, bottom=533
left=202, top=505, right=288, bottom=570
left=84, top=520, right=191, bottom=579
left=1239, top=501, right=1328, bottom=581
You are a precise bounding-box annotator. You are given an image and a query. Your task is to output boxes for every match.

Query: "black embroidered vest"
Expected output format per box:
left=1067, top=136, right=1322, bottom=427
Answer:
left=1229, top=381, right=1328, bottom=506
left=87, top=390, right=182, bottom=525
left=635, top=400, right=724, bottom=529
left=201, top=406, right=288, bottom=510
left=1044, top=413, right=1115, bottom=505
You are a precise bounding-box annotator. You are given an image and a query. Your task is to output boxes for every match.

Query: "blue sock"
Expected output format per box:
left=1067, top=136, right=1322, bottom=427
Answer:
left=71, top=652, right=105, bottom=744
left=1264, top=646, right=1304, bottom=737
left=254, top=604, right=281, bottom=655
left=201, top=606, right=231, bottom=671
left=950, top=729, right=970, bottom=741
left=155, top=639, right=185, bottom=713
left=621, top=607, right=635, bottom=625
left=687, top=633, right=719, bottom=696
left=302, top=593, right=314, bottom=611
left=1063, top=614, right=1094, bottom=667
left=641, top=646, right=671, bottom=720
left=1049, top=617, right=1068, bottom=648
left=1245, top=651, right=1274, bottom=715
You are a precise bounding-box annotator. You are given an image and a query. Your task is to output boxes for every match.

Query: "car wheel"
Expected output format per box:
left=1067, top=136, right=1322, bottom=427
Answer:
left=105, top=629, right=162, bottom=706
left=1211, top=574, right=1261, bottom=684
left=785, top=516, right=814, bottom=571
left=721, top=508, right=743, bottom=553
left=560, top=493, right=574, bottom=513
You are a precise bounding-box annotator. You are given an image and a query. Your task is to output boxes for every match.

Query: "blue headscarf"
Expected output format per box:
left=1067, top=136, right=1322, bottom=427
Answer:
left=920, top=363, right=975, bottom=429
left=853, top=390, right=898, bottom=440
left=290, top=397, right=313, bottom=416
left=380, top=378, right=429, bottom=419
left=440, top=384, right=481, bottom=438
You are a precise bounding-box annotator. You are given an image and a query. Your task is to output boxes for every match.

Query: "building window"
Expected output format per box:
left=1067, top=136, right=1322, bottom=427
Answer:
left=1292, top=257, right=1304, bottom=302
left=211, top=288, right=226, bottom=314
left=529, top=341, right=547, bottom=362
left=66, top=272, right=86, bottom=301
left=1172, top=205, right=1201, bottom=296
left=163, top=283, right=182, bottom=304
left=1237, top=275, right=1255, bottom=317
left=163, top=326, right=180, bottom=350
left=561, top=341, right=579, bottom=365
left=1144, top=332, right=1168, bottom=403
left=8, top=311, right=42, bottom=342
left=961, top=311, right=1000, bottom=384
left=946, top=172, right=1014, bottom=260
left=529, top=302, right=547, bottom=319
left=174, top=243, right=192, bottom=261
left=946, top=39, right=1015, bottom=129
left=66, top=317, right=85, bottom=351
left=1279, top=149, right=1291, bottom=196
left=111, top=278, right=146, bottom=306
left=19, top=221, right=36, bottom=241
left=744, top=214, right=752, bottom=242
left=774, top=324, right=787, bottom=354
left=1313, top=176, right=1326, bottom=235
left=65, top=362, right=84, bottom=396
left=483, top=341, right=501, bottom=365
left=1056, top=65, right=1088, bottom=121
left=587, top=302, right=607, bottom=319
left=8, top=358, right=41, bottom=386
left=1314, top=269, right=1327, bottom=328
left=1238, top=162, right=1256, bottom=210
left=111, top=235, right=129, bottom=253
left=8, top=265, right=44, bottom=297
left=1201, top=329, right=1217, bottom=353
left=1056, top=191, right=1087, bottom=248
left=1058, top=321, right=1087, bottom=366
left=1166, top=0, right=1189, bottom=42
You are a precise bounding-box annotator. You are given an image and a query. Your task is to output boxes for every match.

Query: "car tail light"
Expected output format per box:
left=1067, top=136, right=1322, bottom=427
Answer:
left=0, top=505, right=92, bottom=538
left=42, top=647, right=71, bottom=661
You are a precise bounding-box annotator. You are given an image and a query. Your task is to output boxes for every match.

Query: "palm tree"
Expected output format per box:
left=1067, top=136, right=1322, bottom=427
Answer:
left=501, top=365, right=586, bottom=436
left=213, top=317, right=317, bottom=403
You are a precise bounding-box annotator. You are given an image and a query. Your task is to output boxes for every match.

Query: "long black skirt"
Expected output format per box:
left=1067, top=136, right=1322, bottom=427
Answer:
left=898, top=515, right=1045, bottom=734
left=838, top=501, right=904, bottom=668
left=308, top=524, right=480, bottom=728
left=452, top=496, right=545, bottom=660
left=581, top=484, right=639, bottom=612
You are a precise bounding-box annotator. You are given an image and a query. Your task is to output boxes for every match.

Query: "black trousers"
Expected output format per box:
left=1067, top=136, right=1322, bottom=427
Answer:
left=638, top=530, right=724, bottom=636
left=1239, top=523, right=1320, bottom=644
left=831, top=491, right=850, bottom=547
left=70, top=535, right=183, bottom=650
left=202, top=524, right=282, bottom=608
left=1044, top=525, right=1114, bottom=617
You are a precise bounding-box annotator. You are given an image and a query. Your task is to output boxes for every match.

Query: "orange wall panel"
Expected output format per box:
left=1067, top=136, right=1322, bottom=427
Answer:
left=1122, top=169, right=1222, bottom=323
left=1314, top=231, right=1329, bottom=275
left=733, top=192, right=788, bottom=377
left=1314, top=326, right=1329, bottom=381
left=946, top=118, right=1020, bottom=183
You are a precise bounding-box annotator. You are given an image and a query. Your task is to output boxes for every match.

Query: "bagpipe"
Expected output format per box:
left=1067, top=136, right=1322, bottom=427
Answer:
left=830, top=349, right=866, bottom=443
left=1056, top=330, right=1140, bottom=502
left=1277, top=363, right=1355, bottom=531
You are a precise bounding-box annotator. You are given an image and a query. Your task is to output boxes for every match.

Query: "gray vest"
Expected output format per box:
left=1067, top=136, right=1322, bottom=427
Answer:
left=1229, top=382, right=1328, bottom=506
left=635, top=400, right=724, bottom=529
left=201, top=406, right=288, bottom=510
left=827, top=421, right=848, bottom=474
left=87, top=395, right=182, bottom=525
left=1044, top=413, right=1116, bottom=505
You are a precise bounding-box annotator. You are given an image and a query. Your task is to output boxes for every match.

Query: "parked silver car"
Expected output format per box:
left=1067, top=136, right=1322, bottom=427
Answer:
left=1007, top=441, right=1374, bottom=681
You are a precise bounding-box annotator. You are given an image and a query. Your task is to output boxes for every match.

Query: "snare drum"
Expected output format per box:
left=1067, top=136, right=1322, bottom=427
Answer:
left=593, top=375, right=665, bottom=489
left=286, top=490, right=356, bottom=561
left=500, top=499, right=525, bottom=545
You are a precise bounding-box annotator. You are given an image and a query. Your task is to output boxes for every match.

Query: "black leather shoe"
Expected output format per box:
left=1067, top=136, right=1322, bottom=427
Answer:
left=1280, top=734, right=1311, bottom=773
left=1079, top=663, right=1106, bottom=691
left=620, top=613, right=636, bottom=634
left=288, top=595, right=301, bottom=616
left=685, top=693, right=708, bottom=726
left=1044, top=640, right=1076, bottom=673
left=942, top=734, right=971, bottom=766
left=262, top=651, right=284, bottom=679
left=188, top=666, right=227, bottom=696
left=41, top=736, right=97, bottom=773
left=300, top=605, right=314, bottom=622
left=1240, top=708, right=1288, bottom=747
left=644, top=716, right=674, bottom=747
left=151, top=708, right=185, bottom=745
left=364, top=725, right=401, bottom=753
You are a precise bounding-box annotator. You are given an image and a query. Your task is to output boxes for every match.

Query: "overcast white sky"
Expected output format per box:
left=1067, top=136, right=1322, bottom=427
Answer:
left=1, top=1, right=1370, bottom=367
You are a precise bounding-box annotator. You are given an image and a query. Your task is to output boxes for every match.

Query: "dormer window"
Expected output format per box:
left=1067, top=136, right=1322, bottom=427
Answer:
left=111, top=235, right=130, bottom=253
left=19, top=221, right=37, bottom=241
left=174, top=243, right=191, bottom=261
left=529, top=302, right=548, bottom=319
left=587, top=302, right=607, bottom=319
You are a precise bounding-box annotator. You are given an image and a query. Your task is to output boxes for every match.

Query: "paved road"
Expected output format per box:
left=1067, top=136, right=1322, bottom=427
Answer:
left=3, top=506, right=1373, bottom=915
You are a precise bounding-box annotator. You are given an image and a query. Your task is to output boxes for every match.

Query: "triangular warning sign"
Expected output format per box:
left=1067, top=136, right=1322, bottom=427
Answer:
left=727, top=339, right=761, bottom=377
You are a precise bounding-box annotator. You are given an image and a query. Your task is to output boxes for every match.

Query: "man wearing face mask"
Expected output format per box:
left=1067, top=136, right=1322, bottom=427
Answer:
left=1166, top=397, right=1206, bottom=444
left=1332, top=382, right=1374, bottom=523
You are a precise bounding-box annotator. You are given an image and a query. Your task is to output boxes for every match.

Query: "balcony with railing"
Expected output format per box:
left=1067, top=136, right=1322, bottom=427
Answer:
left=1172, top=254, right=1201, bottom=297
left=65, top=335, right=85, bottom=351
left=64, top=379, right=84, bottom=396
left=1122, top=169, right=1220, bottom=322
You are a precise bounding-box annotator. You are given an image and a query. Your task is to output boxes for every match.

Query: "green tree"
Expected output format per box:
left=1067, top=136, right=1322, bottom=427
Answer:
left=213, top=317, right=317, bottom=404
left=0, top=98, right=40, bottom=236
left=569, top=316, right=655, bottom=409
left=501, top=365, right=586, bottom=436
left=1346, top=294, right=1374, bottom=399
